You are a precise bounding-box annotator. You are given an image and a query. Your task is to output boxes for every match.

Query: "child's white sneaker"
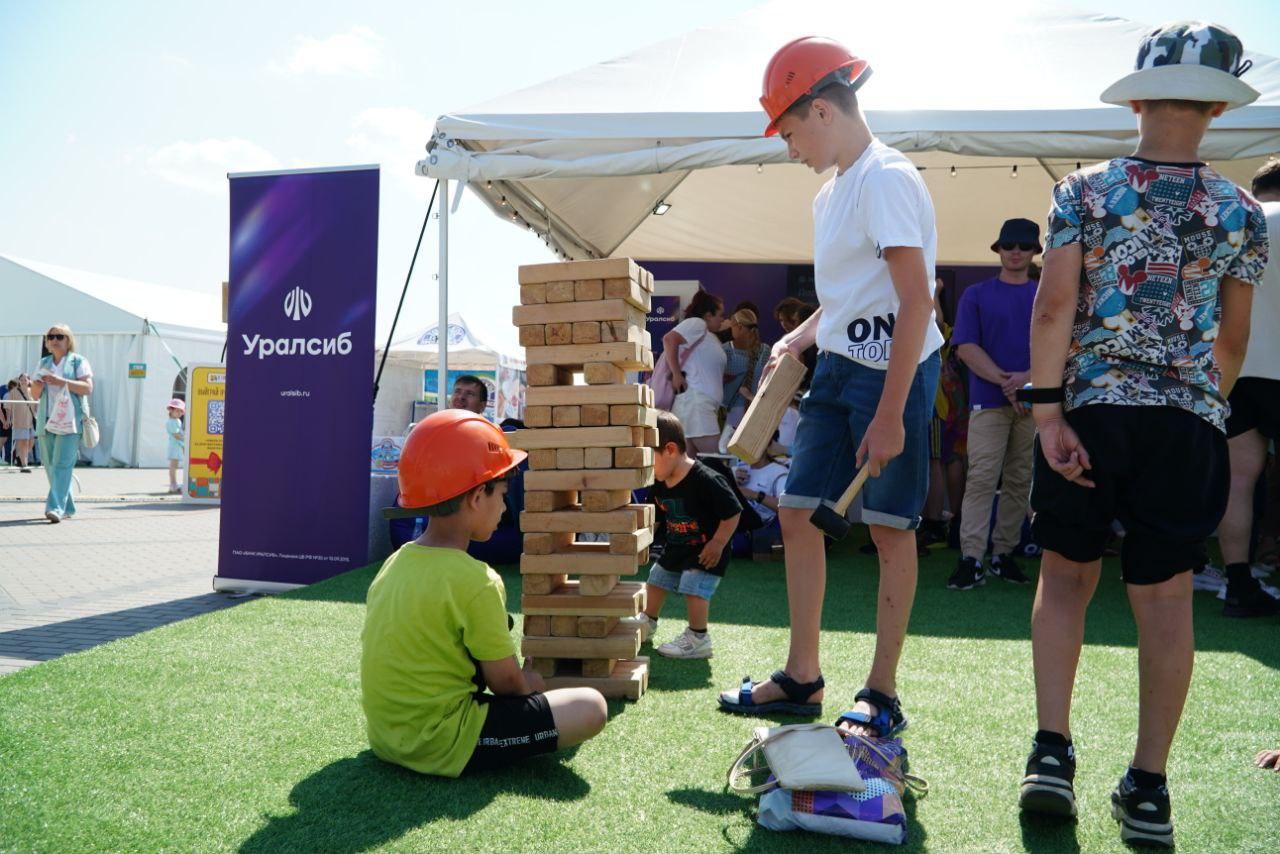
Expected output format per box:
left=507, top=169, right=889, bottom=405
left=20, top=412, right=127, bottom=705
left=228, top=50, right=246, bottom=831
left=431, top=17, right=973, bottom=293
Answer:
left=657, top=627, right=712, bottom=659
left=623, top=613, right=656, bottom=643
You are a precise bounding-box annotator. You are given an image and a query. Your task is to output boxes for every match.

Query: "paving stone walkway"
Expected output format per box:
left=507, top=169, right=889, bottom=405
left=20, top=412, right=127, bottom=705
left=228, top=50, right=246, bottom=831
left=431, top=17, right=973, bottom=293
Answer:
left=0, top=466, right=241, bottom=676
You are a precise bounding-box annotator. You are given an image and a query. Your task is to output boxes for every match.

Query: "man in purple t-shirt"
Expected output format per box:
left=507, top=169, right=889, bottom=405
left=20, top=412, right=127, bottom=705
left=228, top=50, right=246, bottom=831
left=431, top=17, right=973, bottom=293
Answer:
left=946, top=218, right=1041, bottom=590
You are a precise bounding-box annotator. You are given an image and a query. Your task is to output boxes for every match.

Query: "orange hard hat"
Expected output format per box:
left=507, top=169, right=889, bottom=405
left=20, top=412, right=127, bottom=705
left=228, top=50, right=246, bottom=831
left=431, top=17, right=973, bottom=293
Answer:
left=388, top=409, right=526, bottom=517
left=760, top=36, right=871, bottom=137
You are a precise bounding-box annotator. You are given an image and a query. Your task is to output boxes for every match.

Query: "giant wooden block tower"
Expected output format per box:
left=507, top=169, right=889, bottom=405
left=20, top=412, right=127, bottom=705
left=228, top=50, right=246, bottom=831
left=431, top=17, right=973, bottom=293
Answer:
left=510, top=258, right=657, bottom=701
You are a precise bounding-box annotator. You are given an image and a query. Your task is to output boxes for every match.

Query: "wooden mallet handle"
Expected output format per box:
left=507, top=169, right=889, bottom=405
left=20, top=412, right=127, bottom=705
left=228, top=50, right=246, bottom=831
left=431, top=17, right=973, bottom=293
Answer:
left=833, top=466, right=871, bottom=515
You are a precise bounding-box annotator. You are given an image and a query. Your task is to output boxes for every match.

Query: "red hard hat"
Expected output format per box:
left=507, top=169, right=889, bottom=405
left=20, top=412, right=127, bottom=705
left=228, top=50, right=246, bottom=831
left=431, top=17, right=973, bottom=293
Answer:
left=760, top=37, right=871, bottom=137
left=388, top=409, right=526, bottom=517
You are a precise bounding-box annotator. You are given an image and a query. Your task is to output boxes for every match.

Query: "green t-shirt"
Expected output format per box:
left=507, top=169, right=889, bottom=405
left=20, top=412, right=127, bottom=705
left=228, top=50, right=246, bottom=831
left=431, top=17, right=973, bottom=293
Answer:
left=360, top=544, right=517, bottom=777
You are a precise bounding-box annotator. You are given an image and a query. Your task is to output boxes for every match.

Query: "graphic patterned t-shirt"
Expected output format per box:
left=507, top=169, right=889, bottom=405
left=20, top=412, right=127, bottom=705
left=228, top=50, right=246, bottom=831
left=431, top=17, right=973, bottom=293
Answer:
left=1044, top=157, right=1268, bottom=431
left=652, top=460, right=742, bottom=577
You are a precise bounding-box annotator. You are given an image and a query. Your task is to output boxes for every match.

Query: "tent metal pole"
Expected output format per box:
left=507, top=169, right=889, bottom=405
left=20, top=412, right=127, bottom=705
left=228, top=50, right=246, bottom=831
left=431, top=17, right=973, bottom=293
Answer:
left=130, top=323, right=146, bottom=467
left=437, top=179, right=450, bottom=412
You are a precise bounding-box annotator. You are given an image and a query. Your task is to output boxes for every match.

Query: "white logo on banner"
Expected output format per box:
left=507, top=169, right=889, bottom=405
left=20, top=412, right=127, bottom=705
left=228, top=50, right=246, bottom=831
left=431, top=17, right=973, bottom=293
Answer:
left=284, top=287, right=313, bottom=322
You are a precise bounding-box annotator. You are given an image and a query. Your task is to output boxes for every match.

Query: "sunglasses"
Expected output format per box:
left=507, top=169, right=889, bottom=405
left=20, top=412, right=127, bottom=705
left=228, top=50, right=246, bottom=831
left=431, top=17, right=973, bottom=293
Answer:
left=45, top=333, right=67, bottom=341
left=998, top=243, right=1037, bottom=252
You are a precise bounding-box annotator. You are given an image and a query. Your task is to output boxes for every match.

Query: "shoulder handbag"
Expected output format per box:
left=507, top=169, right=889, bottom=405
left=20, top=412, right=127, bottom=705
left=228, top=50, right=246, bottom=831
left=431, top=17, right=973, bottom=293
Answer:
left=71, top=355, right=98, bottom=449
left=648, top=326, right=708, bottom=410
left=727, top=723, right=865, bottom=794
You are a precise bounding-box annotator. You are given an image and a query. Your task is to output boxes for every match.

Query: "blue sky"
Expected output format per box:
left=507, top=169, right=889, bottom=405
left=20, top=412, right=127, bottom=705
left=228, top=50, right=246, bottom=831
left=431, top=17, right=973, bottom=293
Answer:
left=2, top=0, right=1277, bottom=353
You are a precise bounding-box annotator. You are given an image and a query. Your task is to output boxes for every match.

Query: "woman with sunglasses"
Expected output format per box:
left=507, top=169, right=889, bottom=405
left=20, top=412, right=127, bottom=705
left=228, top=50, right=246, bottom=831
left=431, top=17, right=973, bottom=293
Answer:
left=721, top=309, right=771, bottom=433
left=29, top=324, right=93, bottom=523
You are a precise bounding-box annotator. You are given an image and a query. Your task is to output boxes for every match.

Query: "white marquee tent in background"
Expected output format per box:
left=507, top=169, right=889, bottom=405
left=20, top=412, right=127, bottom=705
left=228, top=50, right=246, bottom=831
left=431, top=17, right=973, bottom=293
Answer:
left=418, top=0, right=1279, bottom=266
left=0, top=255, right=224, bottom=468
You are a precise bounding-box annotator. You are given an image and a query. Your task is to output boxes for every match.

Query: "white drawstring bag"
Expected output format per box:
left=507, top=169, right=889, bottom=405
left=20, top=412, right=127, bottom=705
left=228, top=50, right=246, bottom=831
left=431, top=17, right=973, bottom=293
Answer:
left=45, top=386, right=77, bottom=435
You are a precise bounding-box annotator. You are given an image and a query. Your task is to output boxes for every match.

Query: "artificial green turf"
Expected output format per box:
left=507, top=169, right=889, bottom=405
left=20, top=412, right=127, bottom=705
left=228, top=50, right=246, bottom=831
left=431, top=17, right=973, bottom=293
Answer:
left=2, top=542, right=1278, bottom=852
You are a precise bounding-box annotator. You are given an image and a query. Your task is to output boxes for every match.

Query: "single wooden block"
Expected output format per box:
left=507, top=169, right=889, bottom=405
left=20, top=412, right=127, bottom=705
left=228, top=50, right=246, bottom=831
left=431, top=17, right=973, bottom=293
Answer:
left=582, top=489, right=632, bottom=512
left=545, top=322, right=574, bottom=345
left=603, top=277, right=651, bottom=311
left=543, top=657, right=648, bottom=700
left=600, top=319, right=640, bottom=344
left=552, top=405, right=581, bottom=427
left=615, top=447, right=654, bottom=468
left=585, top=363, right=626, bottom=385
left=610, top=405, right=657, bottom=427
left=572, top=321, right=602, bottom=344
left=524, top=490, right=577, bottom=513
left=510, top=426, right=637, bottom=450
left=632, top=425, right=659, bottom=447
left=520, top=551, right=641, bottom=576
left=728, top=352, right=807, bottom=464
left=528, top=657, right=558, bottom=677
left=521, top=580, right=644, bottom=616
left=556, top=448, right=585, bottom=469
left=640, top=268, right=654, bottom=291
left=609, top=527, right=654, bottom=555
left=583, top=447, right=614, bottom=469
left=519, top=325, right=546, bottom=347
left=523, top=615, right=551, bottom=636
left=579, top=574, right=620, bottom=596
left=523, top=573, right=567, bottom=595
left=524, top=342, right=652, bottom=371
left=524, top=467, right=653, bottom=492
left=519, top=258, right=638, bottom=285
left=524, top=405, right=553, bottom=428
left=526, top=383, right=649, bottom=407
left=514, top=299, right=636, bottom=327
left=581, top=403, right=610, bottom=426
left=520, top=283, right=547, bottom=305
left=577, top=616, right=619, bottom=639
left=574, top=279, right=605, bottom=301
left=523, top=532, right=574, bottom=555
left=520, top=624, right=641, bottom=660
left=638, top=547, right=650, bottom=564
left=527, top=449, right=559, bottom=470
left=527, top=364, right=571, bottom=386
left=582, top=658, right=617, bottom=678
left=521, top=505, right=654, bottom=534
left=551, top=615, right=580, bottom=637
left=546, top=281, right=577, bottom=303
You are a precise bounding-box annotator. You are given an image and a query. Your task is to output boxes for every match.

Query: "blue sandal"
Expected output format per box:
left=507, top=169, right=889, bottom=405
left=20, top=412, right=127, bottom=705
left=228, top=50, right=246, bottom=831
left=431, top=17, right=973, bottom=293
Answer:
left=718, top=670, right=823, bottom=717
left=835, top=687, right=908, bottom=738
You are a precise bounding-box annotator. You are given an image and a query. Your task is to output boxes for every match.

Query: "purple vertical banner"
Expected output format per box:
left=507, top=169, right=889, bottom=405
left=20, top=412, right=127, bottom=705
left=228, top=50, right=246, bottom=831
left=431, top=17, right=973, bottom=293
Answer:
left=216, top=166, right=379, bottom=590
left=647, top=295, right=682, bottom=364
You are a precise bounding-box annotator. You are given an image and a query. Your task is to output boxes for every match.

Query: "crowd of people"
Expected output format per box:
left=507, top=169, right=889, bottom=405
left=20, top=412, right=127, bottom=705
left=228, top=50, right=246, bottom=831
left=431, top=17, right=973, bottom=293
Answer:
left=359, top=21, right=1278, bottom=849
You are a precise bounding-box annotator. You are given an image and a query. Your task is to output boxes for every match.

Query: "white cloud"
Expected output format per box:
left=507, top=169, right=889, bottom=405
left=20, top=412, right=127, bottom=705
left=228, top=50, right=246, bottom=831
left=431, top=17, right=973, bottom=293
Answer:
left=148, top=138, right=282, bottom=195
left=277, top=26, right=383, bottom=76
left=346, top=107, right=434, bottom=192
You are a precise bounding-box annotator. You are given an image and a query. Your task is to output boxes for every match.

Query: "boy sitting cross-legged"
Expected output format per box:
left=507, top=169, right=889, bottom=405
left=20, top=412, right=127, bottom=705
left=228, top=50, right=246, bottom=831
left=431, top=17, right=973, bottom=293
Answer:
left=363, top=409, right=607, bottom=777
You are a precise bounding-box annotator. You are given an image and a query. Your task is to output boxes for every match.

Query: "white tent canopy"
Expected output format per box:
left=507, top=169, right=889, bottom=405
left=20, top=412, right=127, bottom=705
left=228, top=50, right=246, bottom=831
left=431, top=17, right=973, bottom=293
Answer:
left=419, top=0, right=1280, bottom=264
left=0, top=255, right=225, bottom=467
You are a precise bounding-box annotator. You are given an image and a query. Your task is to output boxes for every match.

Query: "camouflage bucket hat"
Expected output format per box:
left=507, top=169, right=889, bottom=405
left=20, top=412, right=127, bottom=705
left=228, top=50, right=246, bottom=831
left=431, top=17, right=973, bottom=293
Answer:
left=1101, top=21, right=1259, bottom=110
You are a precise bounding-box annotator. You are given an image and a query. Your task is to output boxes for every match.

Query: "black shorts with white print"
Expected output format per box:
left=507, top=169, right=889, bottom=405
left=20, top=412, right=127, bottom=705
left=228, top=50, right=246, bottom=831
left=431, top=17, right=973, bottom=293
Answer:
left=462, top=692, right=560, bottom=774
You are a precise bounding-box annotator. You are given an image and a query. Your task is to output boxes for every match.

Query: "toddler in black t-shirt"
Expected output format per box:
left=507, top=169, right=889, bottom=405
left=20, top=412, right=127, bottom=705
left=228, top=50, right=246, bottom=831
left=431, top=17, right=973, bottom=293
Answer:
left=632, top=411, right=741, bottom=660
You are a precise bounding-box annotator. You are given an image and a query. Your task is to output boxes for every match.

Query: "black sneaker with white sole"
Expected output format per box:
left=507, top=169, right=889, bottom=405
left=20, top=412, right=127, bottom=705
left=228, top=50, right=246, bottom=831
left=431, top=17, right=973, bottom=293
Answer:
left=1111, top=773, right=1173, bottom=848
left=1222, top=577, right=1280, bottom=618
left=1019, top=738, right=1076, bottom=818
left=947, top=556, right=985, bottom=590
left=990, top=553, right=1031, bottom=585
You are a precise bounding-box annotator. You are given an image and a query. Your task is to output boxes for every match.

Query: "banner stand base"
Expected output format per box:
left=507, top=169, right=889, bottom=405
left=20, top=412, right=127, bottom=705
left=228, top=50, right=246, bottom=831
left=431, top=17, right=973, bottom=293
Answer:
left=213, top=576, right=304, bottom=595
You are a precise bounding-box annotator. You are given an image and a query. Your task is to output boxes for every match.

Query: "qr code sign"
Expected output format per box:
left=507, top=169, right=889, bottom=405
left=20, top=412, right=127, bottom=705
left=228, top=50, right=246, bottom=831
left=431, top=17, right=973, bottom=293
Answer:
left=208, top=401, right=225, bottom=435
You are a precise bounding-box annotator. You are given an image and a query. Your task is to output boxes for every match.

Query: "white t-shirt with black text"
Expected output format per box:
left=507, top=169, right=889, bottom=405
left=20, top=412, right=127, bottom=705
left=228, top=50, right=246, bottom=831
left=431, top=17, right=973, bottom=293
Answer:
left=812, top=139, right=944, bottom=368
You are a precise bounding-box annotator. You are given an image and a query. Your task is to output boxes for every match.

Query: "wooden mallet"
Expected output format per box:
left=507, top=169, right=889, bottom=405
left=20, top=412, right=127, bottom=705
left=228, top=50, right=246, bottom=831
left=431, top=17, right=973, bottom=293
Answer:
left=809, top=466, right=871, bottom=540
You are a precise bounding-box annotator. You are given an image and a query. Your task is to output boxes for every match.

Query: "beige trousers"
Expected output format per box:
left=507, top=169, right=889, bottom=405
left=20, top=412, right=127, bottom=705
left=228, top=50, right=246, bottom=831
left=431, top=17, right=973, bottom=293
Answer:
left=959, top=406, right=1036, bottom=559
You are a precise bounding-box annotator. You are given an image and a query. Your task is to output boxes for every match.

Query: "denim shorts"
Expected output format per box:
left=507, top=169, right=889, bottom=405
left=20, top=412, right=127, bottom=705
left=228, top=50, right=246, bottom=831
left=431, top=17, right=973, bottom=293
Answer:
left=780, top=350, right=940, bottom=530
left=646, top=564, right=722, bottom=600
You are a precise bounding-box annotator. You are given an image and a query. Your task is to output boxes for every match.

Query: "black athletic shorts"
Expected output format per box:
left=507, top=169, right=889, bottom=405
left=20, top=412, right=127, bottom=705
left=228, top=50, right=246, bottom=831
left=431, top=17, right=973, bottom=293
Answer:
left=461, top=692, right=559, bottom=774
left=1225, top=377, right=1280, bottom=440
left=1031, top=405, right=1228, bottom=585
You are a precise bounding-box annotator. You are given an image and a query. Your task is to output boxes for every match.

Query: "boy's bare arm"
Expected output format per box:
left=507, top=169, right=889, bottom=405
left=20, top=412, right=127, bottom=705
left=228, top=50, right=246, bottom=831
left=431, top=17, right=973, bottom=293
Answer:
left=1215, top=275, right=1254, bottom=398
left=698, top=514, right=741, bottom=568
left=1029, top=243, right=1094, bottom=487
left=859, top=245, right=932, bottom=475
left=480, top=655, right=536, bottom=696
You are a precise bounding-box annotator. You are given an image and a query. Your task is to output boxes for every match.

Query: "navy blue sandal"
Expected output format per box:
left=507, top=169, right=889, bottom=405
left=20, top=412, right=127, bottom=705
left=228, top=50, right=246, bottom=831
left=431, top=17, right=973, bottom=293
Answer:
left=835, top=687, right=908, bottom=738
left=718, top=670, right=823, bottom=717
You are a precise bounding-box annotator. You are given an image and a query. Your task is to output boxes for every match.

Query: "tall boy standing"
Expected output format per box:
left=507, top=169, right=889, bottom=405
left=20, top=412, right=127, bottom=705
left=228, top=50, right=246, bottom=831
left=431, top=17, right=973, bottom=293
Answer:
left=719, top=37, right=943, bottom=738
left=1016, top=23, right=1267, bottom=848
